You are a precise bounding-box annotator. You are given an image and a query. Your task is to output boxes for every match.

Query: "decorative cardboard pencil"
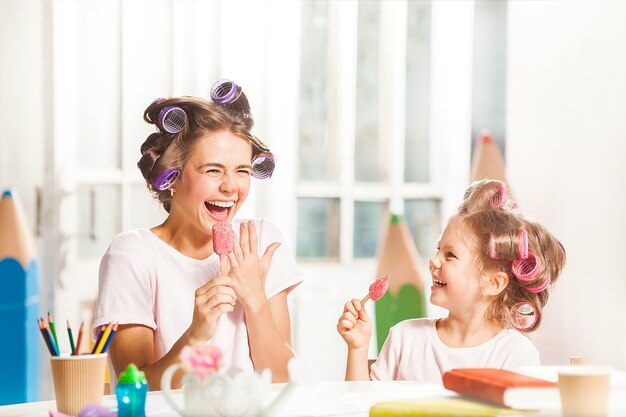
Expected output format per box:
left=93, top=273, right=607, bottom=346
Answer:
left=470, top=129, right=507, bottom=183
left=0, top=189, right=40, bottom=404
left=374, top=214, right=426, bottom=352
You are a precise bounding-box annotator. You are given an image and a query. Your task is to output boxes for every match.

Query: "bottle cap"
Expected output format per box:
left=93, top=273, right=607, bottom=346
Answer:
left=118, top=363, right=147, bottom=384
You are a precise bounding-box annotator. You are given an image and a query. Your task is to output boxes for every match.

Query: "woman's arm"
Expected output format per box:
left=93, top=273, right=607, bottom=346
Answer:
left=108, top=324, right=192, bottom=390
left=244, top=290, right=294, bottom=382
left=109, top=276, right=237, bottom=390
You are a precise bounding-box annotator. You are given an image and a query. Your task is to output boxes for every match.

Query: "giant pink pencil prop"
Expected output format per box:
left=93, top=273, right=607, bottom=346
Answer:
left=361, top=276, right=389, bottom=304
left=212, top=221, right=234, bottom=276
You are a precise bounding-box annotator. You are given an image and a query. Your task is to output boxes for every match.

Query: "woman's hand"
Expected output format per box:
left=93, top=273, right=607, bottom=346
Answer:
left=188, top=276, right=237, bottom=341
left=337, top=299, right=372, bottom=349
left=227, top=220, right=280, bottom=311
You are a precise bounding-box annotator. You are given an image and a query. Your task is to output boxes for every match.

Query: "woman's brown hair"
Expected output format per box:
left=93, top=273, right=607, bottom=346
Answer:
left=137, top=96, right=273, bottom=212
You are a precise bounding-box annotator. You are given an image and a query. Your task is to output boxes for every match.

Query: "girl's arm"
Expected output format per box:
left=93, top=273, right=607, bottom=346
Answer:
left=244, top=290, right=295, bottom=382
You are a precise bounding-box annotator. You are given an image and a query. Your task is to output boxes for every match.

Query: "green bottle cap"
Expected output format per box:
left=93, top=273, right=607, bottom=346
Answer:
left=118, top=363, right=147, bottom=384
left=389, top=214, right=404, bottom=224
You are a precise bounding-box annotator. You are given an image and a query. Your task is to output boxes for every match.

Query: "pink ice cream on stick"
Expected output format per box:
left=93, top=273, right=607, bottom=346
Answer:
left=212, top=221, right=234, bottom=275
left=360, top=275, right=389, bottom=304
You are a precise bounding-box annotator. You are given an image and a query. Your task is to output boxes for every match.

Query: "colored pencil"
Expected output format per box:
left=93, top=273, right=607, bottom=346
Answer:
left=73, top=322, right=84, bottom=356
left=94, top=322, right=113, bottom=354
left=37, top=319, right=56, bottom=356
left=67, top=320, right=76, bottom=355
left=100, top=322, right=118, bottom=353
left=42, top=319, right=59, bottom=356
left=47, top=312, right=59, bottom=348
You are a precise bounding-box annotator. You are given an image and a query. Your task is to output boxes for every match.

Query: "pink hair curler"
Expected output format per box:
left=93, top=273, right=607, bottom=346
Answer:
left=489, top=234, right=498, bottom=259
left=525, top=275, right=551, bottom=293
left=512, top=252, right=542, bottom=282
left=489, top=183, right=508, bottom=208
left=517, top=230, right=529, bottom=259
left=509, top=301, right=538, bottom=331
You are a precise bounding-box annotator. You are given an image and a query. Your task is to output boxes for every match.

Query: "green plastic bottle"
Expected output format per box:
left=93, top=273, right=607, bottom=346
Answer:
left=116, top=363, right=148, bottom=417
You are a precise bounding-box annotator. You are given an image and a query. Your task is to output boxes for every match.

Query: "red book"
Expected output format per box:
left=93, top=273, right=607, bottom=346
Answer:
left=442, top=368, right=558, bottom=409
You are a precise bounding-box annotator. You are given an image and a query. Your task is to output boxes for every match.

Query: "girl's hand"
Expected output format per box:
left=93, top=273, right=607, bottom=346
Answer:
left=188, top=276, right=237, bottom=341
left=227, top=220, right=280, bottom=311
left=337, top=299, right=372, bottom=349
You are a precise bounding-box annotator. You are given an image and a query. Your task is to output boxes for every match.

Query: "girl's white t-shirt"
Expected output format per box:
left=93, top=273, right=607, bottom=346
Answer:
left=370, top=318, right=540, bottom=383
left=93, top=218, right=303, bottom=387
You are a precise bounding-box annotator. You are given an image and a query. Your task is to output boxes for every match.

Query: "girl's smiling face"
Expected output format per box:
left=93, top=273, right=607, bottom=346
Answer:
left=428, top=216, right=485, bottom=312
left=171, top=129, right=253, bottom=234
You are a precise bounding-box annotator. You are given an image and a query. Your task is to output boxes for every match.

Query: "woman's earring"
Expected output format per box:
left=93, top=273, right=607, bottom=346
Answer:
left=170, top=188, right=175, bottom=197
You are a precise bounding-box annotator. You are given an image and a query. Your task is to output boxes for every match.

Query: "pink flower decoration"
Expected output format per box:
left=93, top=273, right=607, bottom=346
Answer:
left=180, top=343, right=223, bottom=380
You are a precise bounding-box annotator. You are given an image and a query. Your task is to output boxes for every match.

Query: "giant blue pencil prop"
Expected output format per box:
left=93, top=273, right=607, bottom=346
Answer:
left=0, top=189, right=40, bottom=405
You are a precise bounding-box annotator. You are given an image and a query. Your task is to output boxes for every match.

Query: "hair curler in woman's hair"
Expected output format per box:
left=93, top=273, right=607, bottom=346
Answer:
left=251, top=155, right=275, bottom=179
left=153, top=168, right=180, bottom=191
left=158, top=106, right=187, bottom=134
left=210, top=79, right=251, bottom=118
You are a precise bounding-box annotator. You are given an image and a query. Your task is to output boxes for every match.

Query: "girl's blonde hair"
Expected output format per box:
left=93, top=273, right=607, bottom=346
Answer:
left=454, top=180, right=566, bottom=332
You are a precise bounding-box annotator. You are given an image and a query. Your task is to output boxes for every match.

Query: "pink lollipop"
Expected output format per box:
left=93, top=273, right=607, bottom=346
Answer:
left=361, top=276, right=389, bottom=304
left=212, top=221, right=234, bottom=275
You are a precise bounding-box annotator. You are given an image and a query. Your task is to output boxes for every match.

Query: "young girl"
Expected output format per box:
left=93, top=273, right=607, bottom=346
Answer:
left=337, top=180, right=566, bottom=382
left=93, top=80, right=302, bottom=389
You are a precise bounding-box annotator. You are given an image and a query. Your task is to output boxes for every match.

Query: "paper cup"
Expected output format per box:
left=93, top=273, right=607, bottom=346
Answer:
left=50, top=353, right=108, bottom=416
left=558, top=366, right=610, bottom=417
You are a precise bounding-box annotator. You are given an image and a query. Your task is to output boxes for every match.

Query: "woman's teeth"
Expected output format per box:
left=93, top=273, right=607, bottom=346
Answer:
left=433, top=279, right=447, bottom=287
left=206, top=200, right=235, bottom=208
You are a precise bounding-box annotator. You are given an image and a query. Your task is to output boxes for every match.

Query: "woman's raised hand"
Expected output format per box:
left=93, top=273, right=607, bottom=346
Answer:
left=337, top=299, right=372, bottom=349
left=227, top=220, right=280, bottom=311
left=188, top=276, right=237, bottom=341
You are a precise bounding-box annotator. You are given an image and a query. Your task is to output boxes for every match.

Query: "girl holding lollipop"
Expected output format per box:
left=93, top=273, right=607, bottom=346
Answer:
left=338, top=180, right=566, bottom=382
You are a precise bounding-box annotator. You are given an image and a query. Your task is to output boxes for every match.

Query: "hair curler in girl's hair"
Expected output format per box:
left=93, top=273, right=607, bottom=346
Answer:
left=210, top=79, right=251, bottom=118
left=511, top=230, right=542, bottom=282
left=509, top=301, right=538, bottom=331
left=158, top=106, right=187, bottom=134
left=153, top=168, right=180, bottom=191
left=489, top=183, right=508, bottom=208
left=251, top=155, right=275, bottom=179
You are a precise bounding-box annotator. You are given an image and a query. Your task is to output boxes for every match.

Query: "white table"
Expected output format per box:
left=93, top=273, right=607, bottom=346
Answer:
left=2, top=379, right=625, bottom=417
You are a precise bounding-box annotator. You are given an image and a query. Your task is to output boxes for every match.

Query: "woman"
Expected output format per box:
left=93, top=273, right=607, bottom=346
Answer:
left=93, top=80, right=302, bottom=389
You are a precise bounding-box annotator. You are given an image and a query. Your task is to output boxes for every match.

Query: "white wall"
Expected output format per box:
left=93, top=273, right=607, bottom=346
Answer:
left=507, top=0, right=626, bottom=367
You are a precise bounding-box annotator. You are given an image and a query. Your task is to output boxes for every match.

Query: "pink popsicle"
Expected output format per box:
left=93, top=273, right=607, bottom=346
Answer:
left=212, top=221, right=234, bottom=275
left=360, top=275, right=389, bottom=304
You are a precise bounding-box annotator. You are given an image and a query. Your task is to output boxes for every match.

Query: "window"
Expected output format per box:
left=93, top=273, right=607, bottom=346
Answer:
left=296, top=1, right=442, bottom=267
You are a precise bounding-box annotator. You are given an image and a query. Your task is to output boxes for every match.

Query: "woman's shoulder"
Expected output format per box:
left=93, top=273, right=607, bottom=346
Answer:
left=106, top=228, right=155, bottom=256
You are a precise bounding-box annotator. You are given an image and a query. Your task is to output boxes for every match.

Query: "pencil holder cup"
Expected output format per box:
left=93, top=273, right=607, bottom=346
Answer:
left=50, top=353, right=108, bottom=416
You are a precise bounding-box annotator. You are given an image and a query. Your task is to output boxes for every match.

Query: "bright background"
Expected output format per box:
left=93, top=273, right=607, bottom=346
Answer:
left=1, top=0, right=625, bottom=400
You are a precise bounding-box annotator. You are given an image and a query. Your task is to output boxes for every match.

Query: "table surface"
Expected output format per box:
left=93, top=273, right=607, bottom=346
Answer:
left=2, top=373, right=626, bottom=417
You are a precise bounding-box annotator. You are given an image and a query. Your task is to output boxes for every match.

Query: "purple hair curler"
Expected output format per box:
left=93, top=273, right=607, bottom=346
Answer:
left=210, top=79, right=241, bottom=105
left=153, top=168, right=180, bottom=191
left=251, top=155, right=275, bottom=179
left=158, top=106, right=187, bottom=134
left=509, top=301, right=538, bottom=331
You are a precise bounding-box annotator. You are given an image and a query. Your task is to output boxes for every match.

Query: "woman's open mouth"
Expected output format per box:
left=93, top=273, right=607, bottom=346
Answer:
left=204, top=200, right=235, bottom=221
